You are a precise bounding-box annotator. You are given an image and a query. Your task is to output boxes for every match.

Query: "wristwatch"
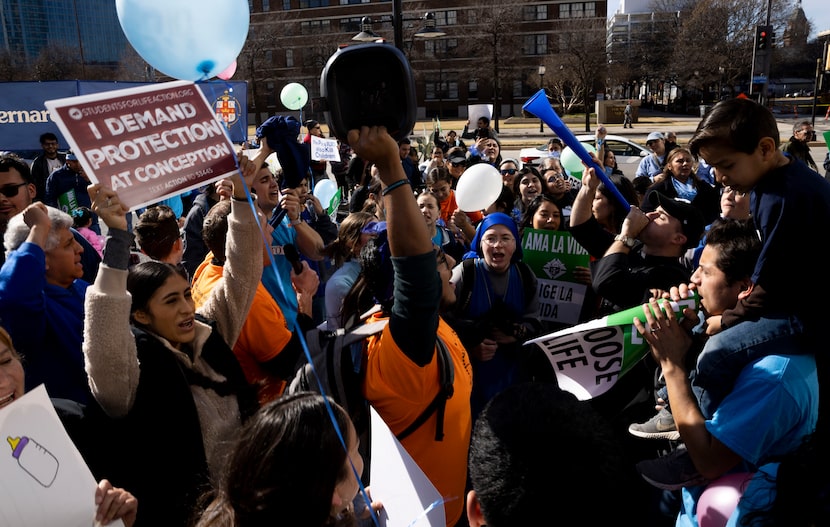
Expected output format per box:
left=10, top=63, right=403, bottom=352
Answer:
left=614, top=234, right=637, bottom=248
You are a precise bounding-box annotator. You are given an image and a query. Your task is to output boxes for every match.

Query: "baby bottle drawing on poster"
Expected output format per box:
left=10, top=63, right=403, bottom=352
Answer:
left=7, top=434, right=60, bottom=487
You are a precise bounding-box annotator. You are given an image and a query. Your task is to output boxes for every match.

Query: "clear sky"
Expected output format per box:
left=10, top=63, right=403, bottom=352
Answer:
left=607, top=0, right=830, bottom=38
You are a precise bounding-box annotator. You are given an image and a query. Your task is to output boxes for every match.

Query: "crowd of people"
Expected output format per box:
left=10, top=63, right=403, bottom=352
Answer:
left=0, top=100, right=828, bottom=526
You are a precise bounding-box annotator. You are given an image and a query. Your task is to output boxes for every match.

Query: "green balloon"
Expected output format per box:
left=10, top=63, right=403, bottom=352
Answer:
left=280, top=83, right=308, bottom=110
left=560, top=143, right=597, bottom=175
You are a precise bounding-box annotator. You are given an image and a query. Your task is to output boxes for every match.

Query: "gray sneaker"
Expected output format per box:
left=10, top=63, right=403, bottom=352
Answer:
left=636, top=444, right=709, bottom=491
left=628, top=408, right=680, bottom=440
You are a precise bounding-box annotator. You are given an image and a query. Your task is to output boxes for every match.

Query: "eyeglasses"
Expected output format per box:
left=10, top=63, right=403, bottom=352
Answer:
left=541, top=169, right=563, bottom=179
left=721, top=185, right=747, bottom=197
left=481, top=235, right=516, bottom=247
left=0, top=182, right=28, bottom=198
left=500, top=168, right=517, bottom=176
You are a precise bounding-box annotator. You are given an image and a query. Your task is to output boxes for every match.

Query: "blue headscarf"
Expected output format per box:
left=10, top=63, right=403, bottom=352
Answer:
left=463, top=212, right=523, bottom=262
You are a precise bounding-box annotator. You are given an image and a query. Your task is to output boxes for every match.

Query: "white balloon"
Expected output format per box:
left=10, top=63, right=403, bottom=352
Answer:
left=455, top=163, right=503, bottom=212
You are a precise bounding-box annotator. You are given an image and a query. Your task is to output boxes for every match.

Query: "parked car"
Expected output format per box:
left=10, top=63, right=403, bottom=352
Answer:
left=519, top=134, right=650, bottom=177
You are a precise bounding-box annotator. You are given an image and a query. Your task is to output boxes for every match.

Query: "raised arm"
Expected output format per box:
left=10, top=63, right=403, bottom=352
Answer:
left=570, top=165, right=601, bottom=229
left=347, top=126, right=438, bottom=364
left=83, top=186, right=139, bottom=417
left=196, top=155, right=262, bottom=348
left=347, top=127, right=431, bottom=258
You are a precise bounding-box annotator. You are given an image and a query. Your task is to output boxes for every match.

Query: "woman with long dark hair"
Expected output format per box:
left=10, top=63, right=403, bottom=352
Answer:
left=83, top=163, right=261, bottom=526
left=195, top=393, right=371, bottom=527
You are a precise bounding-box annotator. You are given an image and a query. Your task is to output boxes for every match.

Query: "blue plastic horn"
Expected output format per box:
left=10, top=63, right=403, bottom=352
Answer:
left=522, top=89, right=631, bottom=212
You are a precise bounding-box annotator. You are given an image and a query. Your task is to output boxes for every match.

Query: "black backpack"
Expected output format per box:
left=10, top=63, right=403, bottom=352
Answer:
left=287, top=313, right=454, bottom=479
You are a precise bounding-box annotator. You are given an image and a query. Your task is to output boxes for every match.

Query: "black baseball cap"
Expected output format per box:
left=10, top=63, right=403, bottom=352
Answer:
left=648, top=192, right=705, bottom=249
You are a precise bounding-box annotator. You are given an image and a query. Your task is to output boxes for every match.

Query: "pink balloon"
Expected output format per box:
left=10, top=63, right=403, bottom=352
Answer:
left=697, top=472, right=754, bottom=527
left=216, top=60, right=237, bottom=80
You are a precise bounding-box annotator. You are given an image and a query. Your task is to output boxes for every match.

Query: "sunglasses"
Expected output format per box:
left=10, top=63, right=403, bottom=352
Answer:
left=0, top=182, right=28, bottom=198
left=500, top=168, right=518, bottom=176
left=448, top=161, right=465, bottom=167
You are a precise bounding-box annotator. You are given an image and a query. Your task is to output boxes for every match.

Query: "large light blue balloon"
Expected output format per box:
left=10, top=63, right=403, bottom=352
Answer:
left=314, top=179, right=338, bottom=210
left=116, top=0, right=250, bottom=81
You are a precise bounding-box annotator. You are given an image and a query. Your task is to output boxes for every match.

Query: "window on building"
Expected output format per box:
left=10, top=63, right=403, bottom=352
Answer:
left=266, top=82, right=276, bottom=107
left=265, top=50, right=273, bottom=64
left=425, top=79, right=459, bottom=100
left=523, top=5, right=547, bottom=21
left=300, top=19, right=331, bottom=33
left=299, top=0, right=329, bottom=7
left=283, top=0, right=290, bottom=9
left=585, top=2, right=596, bottom=17
left=523, top=34, right=546, bottom=55
left=262, top=0, right=270, bottom=11
left=468, top=80, right=478, bottom=99
left=285, top=49, right=293, bottom=67
left=424, top=38, right=458, bottom=56
left=513, top=80, right=522, bottom=98
left=434, top=10, right=456, bottom=26
left=340, top=16, right=364, bottom=32
left=559, top=3, right=596, bottom=19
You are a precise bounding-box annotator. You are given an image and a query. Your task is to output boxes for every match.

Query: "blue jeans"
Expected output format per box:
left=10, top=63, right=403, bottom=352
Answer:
left=693, top=315, right=808, bottom=418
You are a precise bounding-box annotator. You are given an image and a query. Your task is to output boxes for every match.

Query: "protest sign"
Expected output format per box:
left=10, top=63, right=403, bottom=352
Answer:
left=310, top=135, right=341, bottom=162
left=521, top=228, right=591, bottom=326
left=44, top=80, right=238, bottom=211
left=369, top=406, right=444, bottom=527
left=467, top=104, right=493, bottom=125
left=0, top=385, right=124, bottom=527
left=524, top=294, right=699, bottom=400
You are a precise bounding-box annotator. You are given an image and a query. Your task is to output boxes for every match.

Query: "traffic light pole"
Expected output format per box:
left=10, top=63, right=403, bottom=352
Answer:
left=750, top=0, right=774, bottom=105
left=750, top=24, right=772, bottom=104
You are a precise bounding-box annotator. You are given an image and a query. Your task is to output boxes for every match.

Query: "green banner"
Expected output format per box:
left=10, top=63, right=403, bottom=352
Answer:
left=56, top=189, right=79, bottom=214
left=521, top=228, right=591, bottom=325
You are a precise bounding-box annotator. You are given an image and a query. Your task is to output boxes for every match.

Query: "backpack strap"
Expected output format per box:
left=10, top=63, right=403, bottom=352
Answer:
left=515, top=260, right=537, bottom=307
left=455, top=258, right=476, bottom=315
left=458, top=258, right=536, bottom=313
left=395, top=337, right=454, bottom=442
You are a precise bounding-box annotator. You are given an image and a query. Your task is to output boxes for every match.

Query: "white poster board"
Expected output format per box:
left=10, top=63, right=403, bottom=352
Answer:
left=467, top=104, right=493, bottom=124
left=368, top=407, right=445, bottom=527
left=0, top=385, right=124, bottom=527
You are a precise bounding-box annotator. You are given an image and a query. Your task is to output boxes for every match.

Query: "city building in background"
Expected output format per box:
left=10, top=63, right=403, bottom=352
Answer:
left=244, top=0, right=608, bottom=127
left=0, top=0, right=127, bottom=75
